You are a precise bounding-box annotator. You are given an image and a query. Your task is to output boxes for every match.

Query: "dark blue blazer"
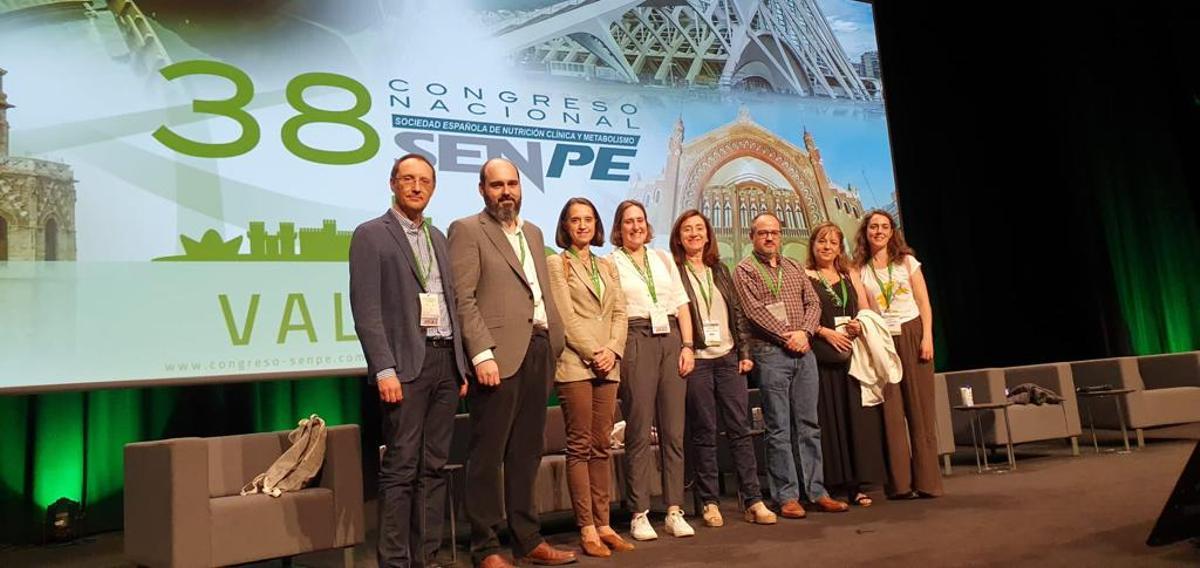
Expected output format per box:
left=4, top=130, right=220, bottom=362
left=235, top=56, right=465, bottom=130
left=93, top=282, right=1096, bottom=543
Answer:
left=349, top=211, right=468, bottom=384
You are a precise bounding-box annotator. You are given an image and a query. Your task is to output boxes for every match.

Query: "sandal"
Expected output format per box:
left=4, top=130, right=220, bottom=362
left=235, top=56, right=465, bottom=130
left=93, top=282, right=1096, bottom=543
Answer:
left=853, top=493, right=873, bottom=508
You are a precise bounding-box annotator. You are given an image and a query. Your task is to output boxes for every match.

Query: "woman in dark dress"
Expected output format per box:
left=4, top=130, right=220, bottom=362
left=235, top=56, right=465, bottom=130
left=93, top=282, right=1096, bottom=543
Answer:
left=805, top=222, right=887, bottom=507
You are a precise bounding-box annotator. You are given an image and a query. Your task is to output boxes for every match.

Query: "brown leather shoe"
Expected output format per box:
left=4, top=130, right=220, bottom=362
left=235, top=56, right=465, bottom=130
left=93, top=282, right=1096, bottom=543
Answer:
left=813, top=495, right=850, bottom=513
left=478, top=554, right=515, bottom=568
left=598, top=532, right=635, bottom=552
left=779, top=499, right=807, bottom=519
left=520, top=542, right=578, bottom=566
left=581, top=538, right=611, bottom=558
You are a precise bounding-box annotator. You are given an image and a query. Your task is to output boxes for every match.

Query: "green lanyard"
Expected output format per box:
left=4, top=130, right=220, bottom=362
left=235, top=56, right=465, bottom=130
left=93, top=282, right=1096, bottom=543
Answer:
left=414, top=222, right=436, bottom=291
left=753, top=255, right=783, bottom=299
left=686, top=262, right=714, bottom=316
left=514, top=230, right=527, bottom=267
left=567, top=247, right=603, bottom=299
left=818, top=271, right=848, bottom=313
left=620, top=248, right=657, bottom=304
left=869, top=262, right=895, bottom=309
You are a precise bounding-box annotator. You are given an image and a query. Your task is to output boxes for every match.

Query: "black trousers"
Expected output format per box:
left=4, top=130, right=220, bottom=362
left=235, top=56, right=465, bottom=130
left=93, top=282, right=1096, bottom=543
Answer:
left=467, top=332, right=551, bottom=563
left=686, top=352, right=762, bottom=507
left=378, top=344, right=459, bottom=568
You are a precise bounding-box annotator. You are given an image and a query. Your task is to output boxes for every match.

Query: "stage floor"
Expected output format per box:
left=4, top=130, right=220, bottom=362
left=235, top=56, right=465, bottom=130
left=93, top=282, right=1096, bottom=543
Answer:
left=5, top=430, right=1199, bottom=567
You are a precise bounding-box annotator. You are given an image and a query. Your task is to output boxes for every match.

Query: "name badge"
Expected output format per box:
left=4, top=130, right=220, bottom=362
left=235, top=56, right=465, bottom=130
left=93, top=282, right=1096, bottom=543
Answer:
left=766, top=301, right=789, bottom=325
left=703, top=321, right=722, bottom=344
left=883, top=311, right=902, bottom=336
left=834, top=316, right=852, bottom=329
left=650, top=305, right=671, bottom=335
left=419, top=293, right=443, bottom=328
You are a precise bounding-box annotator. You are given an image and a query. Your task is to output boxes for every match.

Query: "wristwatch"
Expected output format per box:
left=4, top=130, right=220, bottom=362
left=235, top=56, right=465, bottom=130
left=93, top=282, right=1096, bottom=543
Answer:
left=682, top=341, right=694, bottom=349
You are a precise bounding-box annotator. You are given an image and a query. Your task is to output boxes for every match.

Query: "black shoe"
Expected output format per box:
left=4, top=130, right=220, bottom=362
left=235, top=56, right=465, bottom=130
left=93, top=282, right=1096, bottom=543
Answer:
left=888, top=490, right=920, bottom=500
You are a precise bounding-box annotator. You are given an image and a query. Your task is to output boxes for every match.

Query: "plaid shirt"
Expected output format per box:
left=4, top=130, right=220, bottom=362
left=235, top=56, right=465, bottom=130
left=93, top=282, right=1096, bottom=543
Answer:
left=733, top=252, right=821, bottom=346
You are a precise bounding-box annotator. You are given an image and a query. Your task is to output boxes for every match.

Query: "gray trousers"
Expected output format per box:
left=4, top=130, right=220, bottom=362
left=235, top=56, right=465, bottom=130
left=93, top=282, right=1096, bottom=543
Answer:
left=378, top=344, right=458, bottom=568
left=619, top=318, right=686, bottom=512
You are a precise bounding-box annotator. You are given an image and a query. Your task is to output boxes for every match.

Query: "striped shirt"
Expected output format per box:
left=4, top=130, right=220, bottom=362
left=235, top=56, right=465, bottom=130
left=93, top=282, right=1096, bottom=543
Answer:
left=733, top=252, right=821, bottom=346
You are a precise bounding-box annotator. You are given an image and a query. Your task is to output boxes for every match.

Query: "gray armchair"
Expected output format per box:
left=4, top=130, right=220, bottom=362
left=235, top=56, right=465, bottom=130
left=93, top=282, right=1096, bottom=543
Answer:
left=944, top=365, right=1081, bottom=455
left=124, top=424, right=364, bottom=567
left=1071, top=352, right=1200, bottom=447
left=933, top=373, right=957, bottom=474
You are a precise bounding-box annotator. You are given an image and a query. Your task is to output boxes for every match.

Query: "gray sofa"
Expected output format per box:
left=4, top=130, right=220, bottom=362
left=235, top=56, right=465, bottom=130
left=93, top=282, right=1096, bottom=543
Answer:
left=944, top=365, right=1081, bottom=455
left=933, top=373, right=957, bottom=474
left=1070, top=351, right=1200, bottom=447
left=124, top=424, right=364, bottom=568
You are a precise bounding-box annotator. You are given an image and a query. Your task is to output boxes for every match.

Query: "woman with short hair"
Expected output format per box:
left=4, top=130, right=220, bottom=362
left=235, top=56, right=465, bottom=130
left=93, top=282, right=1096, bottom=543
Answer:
left=608, top=199, right=696, bottom=540
left=670, top=209, right=777, bottom=527
left=545, top=197, right=634, bottom=557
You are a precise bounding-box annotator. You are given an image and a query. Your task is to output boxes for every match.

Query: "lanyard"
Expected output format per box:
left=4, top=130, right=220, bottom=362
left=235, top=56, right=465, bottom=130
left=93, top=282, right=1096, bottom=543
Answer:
left=869, top=261, right=895, bottom=309
left=818, top=271, right=848, bottom=313
left=620, top=247, right=657, bottom=304
left=567, top=247, right=603, bottom=299
left=685, top=262, right=714, bottom=316
left=414, top=222, right=435, bottom=291
left=513, top=230, right=527, bottom=267
left=753, top=255, right=783, bottom=299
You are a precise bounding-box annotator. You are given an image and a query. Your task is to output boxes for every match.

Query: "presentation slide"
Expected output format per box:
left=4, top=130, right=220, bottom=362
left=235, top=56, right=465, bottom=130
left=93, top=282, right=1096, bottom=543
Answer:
left=0, top=0, right=896, bottom=392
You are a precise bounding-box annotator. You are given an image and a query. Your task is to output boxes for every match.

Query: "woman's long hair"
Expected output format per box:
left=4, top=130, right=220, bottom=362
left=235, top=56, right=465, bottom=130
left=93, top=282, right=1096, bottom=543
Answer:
left=853, top=209, right=914, bottom=267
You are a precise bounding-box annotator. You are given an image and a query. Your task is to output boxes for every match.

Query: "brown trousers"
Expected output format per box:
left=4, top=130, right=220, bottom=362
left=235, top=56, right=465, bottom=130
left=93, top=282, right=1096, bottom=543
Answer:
left=557, top=379, right=619, bottom=527
left=882, top=316, right=945, bottom=497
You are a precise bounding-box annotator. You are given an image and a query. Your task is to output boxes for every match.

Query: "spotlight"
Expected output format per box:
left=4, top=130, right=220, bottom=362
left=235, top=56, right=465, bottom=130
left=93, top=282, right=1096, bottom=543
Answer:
left=45, top=497, right=82, bottom=543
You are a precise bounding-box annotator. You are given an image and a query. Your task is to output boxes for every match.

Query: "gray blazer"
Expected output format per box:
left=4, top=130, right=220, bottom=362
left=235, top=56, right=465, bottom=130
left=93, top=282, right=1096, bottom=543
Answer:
left=448, top=211, right=566, bottom=379
left=348, top=211, right=468, bottom=384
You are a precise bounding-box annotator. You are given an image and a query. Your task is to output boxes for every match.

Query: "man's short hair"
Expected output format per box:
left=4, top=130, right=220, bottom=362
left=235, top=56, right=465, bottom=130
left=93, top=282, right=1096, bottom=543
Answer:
left=390, top=153, right=436, bottom=184
left=748, top=212, right=782, bottom=236
left=478, top=157, right=521, bottom=186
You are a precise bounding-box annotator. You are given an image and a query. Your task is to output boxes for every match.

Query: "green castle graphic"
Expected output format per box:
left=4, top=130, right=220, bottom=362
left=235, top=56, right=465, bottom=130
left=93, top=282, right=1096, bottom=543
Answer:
left=155, top=220, right=351, bottom=261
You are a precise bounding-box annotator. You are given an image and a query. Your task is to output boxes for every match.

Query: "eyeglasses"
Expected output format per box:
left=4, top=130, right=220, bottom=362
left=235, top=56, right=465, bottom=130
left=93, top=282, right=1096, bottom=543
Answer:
left=393, top=175, right=433, bottom=189
left=754, top=230, right=782, bottom=238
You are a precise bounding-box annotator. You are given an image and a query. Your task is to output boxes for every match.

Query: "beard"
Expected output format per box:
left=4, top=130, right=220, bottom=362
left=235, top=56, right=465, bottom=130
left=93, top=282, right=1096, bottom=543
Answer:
left=486, top=194, right=522, bottom=224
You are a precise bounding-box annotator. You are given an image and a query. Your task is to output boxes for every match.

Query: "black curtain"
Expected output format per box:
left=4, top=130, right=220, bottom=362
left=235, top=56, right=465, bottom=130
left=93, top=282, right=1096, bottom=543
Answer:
left=872, top=0, right=1200, bottom=370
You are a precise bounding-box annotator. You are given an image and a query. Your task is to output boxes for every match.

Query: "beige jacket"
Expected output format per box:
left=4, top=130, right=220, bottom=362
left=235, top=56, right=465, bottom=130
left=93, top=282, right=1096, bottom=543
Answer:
left=545, top=251, right=627, bottom=382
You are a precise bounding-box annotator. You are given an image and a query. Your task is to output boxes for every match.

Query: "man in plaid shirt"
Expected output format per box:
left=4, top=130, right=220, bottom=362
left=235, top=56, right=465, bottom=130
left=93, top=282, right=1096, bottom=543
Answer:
left=734, top=213, right=849, bottom=518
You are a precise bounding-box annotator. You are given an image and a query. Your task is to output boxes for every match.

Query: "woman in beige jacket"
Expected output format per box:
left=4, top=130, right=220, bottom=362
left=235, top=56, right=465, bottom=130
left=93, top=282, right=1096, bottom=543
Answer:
left=545, top=197, right=633, bottom=558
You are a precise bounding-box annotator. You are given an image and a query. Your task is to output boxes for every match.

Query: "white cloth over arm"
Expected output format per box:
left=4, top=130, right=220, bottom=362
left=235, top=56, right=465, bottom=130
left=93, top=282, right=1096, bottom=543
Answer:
left=848, top=310, right=903, bottom=407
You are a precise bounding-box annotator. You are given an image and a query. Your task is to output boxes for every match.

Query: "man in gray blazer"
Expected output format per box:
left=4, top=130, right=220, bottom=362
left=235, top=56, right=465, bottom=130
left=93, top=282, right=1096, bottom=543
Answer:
left=350, top=153, right=469, bottom=568
left=448, top=158, right=573, bottom=568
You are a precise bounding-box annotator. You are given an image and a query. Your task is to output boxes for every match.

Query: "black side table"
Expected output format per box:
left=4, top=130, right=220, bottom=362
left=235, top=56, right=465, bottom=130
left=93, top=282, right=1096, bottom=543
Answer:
left=953, top=401, right=1016, bottom=473
left=1077, top=388, right=1136, bottom=454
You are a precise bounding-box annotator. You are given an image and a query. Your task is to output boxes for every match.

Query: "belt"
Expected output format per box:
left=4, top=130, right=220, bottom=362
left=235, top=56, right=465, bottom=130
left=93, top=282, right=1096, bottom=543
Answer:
left=426, top=336, right=453, bottom=348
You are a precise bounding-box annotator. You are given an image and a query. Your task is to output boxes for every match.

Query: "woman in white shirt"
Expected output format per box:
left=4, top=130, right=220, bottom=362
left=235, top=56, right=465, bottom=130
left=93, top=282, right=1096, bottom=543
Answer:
left=608, top=199, right=696, bottom=541
left=853, top=209, right=944, bottom=499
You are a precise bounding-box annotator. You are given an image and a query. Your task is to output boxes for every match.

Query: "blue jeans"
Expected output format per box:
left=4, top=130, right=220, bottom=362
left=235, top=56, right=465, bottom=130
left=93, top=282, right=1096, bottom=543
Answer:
left=754, top=343, right=827, bottom=503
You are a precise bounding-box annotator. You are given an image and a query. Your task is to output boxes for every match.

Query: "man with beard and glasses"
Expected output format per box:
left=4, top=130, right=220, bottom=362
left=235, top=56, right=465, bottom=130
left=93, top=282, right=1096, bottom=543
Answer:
left=448, top=158, right=574, bottom=568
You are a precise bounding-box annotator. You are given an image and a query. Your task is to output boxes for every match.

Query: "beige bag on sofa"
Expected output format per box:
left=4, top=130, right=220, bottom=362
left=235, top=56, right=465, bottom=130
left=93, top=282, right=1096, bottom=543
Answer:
left=241, top=414, right=328, bottom=497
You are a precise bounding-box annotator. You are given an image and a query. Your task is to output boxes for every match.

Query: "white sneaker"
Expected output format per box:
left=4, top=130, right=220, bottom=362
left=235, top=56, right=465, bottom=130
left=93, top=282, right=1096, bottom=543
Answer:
left=630, top=511, right=658, bottom=541
left=663, top=508, right=695, bottom=538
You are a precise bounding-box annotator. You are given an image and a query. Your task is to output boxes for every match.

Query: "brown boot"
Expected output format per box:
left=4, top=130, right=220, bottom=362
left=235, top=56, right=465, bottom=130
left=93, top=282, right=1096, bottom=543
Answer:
left=779, top=499, right=807, bottom=519
left=813, top=495, right=850, bottom=513
left=519, top=542, right=578, bottom=566
left=598, top=532, right=635, bottom=552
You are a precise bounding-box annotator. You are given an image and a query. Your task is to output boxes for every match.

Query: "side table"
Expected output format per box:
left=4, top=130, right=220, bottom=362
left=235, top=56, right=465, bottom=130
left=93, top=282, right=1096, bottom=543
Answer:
left=952, top=401, right=1016, bottom=473
left=1077, top=387, right=1137, bottom=454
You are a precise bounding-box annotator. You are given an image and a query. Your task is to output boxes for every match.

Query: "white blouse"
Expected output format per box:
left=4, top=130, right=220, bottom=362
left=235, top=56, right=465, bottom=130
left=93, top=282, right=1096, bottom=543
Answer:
left=608, top=247, right=689, bottom=319
left=859, top=254, right=922, bottom=334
